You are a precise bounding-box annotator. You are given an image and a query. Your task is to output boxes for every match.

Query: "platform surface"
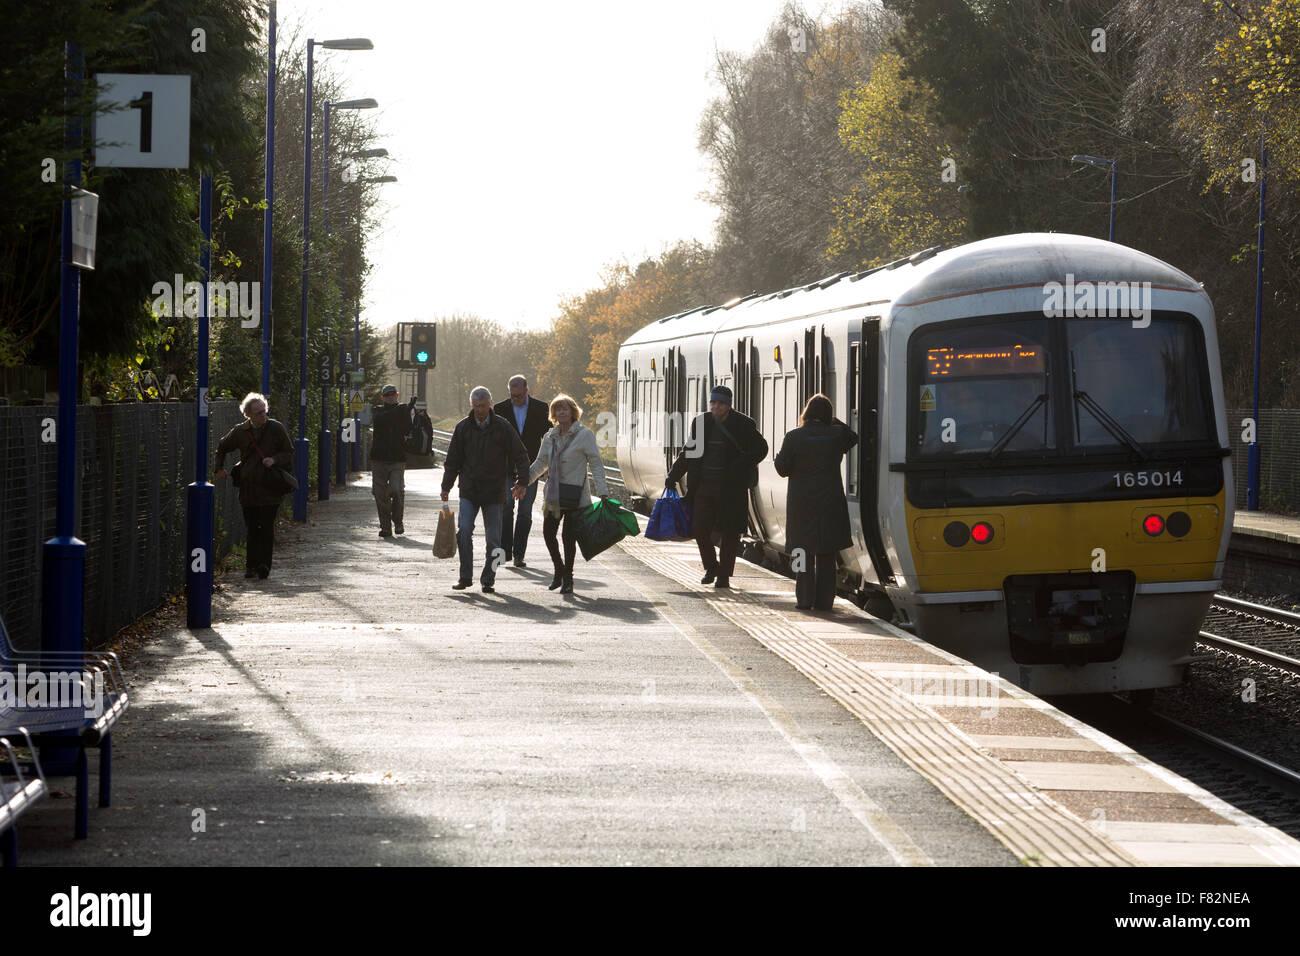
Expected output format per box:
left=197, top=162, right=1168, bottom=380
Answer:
left=16, top=469, right=1300, bottom=866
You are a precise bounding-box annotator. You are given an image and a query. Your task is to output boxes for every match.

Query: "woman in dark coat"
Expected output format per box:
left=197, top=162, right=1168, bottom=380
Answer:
left=214, top=392, right=294, bottom=579
left=773, top=393, right=859, bottom=610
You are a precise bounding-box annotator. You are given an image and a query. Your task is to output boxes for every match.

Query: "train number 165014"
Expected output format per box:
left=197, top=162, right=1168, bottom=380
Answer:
left=1113, top=470, right=1183, bottom=488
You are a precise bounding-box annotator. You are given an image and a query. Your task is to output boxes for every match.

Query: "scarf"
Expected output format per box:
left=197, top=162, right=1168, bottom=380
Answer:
left=545, top=425, right=578, bottom=507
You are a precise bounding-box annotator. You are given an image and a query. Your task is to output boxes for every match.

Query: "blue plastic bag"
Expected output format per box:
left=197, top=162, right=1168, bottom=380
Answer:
left=646, top=489, right=693, bottom=541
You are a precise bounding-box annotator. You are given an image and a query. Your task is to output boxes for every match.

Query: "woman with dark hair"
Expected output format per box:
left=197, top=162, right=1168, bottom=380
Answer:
left=214, top=392, right=294, bottom=580
left=527, top=393, right=608, bottom=594
left=773, top=393, right=859, bottom=611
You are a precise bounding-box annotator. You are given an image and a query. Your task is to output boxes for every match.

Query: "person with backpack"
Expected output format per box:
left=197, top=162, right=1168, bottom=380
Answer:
left=370, top=384, right=410, bottom=538
left=665, top=385, right=767, bottom=590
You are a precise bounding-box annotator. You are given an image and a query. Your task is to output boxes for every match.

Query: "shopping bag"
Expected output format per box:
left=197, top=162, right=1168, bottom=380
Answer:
left=432, top=506, right=457, bottom=559
left=646, top=489, right=692, bottom=541
left=574, top=498, right=639, bottom=561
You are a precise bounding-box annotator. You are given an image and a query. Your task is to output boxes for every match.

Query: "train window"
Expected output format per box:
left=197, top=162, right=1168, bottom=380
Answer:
left=911, top=318, right=1053, bottom=458
left=1067, top=315, right=1213, bottom=448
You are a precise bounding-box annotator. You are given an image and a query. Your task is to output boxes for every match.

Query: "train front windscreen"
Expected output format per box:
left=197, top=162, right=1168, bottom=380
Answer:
left=905, top=312, right=1222, bottom=506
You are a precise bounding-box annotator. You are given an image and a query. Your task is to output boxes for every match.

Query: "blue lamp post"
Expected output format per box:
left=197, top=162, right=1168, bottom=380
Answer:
left=296, top=36, right=373, bottom=522
left=319, top=97, right=377, bottom=500
left=44, top=43, right=92, bottom=661
left=1248, top=132, right=1266, bottom=511
left=335, top=148, right=384, bottom=486
left=1071, top=154, right=1117, bottom=243
left=351, top=173, right=397, bottom=473
left=261, top=1, right=277, bottom=396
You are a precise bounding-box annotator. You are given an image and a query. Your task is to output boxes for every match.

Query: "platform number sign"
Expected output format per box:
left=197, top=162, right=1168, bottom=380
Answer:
left=317, top=351, right=333, bottom=385
left=94, top=74, right=191, bottom=169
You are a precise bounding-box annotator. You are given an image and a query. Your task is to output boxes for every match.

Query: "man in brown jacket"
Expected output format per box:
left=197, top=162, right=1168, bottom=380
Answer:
left=215, top=392, right=294, bottom=579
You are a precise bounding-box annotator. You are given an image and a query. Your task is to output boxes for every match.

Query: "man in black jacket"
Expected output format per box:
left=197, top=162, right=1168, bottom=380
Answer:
left=666, top=384, right=768, bottom=590
left=493, top=374, right=552, bottom=567
left=441, top=386, right=530, bottom=592
left=370, top=384, right=411, bottom=537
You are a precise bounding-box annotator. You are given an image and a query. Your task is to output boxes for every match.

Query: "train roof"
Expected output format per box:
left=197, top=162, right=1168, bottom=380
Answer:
left=620, top=233, right=1206, bottom=348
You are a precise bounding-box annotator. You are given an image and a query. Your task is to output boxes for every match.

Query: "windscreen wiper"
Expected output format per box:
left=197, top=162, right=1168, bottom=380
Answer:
left=1074, top=390, right=1149, bottom=459
left=984, top=394, right=1048, bottom=463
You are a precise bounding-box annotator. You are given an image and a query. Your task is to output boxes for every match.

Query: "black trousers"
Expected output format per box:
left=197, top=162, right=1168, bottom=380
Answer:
left=692, top=485, right=739, bottom=578
left=243, top=504, right=279, bottom=572
left=795, top=552, right=838, bottom=610
left=543, top=509, right=578, bottom=574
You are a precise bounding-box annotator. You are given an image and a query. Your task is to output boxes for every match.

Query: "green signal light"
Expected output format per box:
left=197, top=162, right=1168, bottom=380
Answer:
left=416, top=350, right=429, bottom=363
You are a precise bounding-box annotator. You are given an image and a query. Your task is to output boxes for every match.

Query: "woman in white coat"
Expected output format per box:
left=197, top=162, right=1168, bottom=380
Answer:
left=526, top=394, right=608, bottom=593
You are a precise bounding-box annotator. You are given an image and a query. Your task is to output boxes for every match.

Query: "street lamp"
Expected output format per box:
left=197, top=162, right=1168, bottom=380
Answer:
left=347, top=173, right=397, bottom=473
left=318, top=96, right=377, bottom=501
left=1071, top=154, right=1117, bottom=243
left=296, top=36, right=373, bottom=522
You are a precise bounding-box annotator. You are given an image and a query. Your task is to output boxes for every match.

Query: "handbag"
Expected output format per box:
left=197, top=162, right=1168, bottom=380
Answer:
left=646, top=489, right=692, bottom=541
left=573, top=498, right=640, bottom=561
left=714, top=417, right=759, bottom=489
left=558, top=482, right=584, bottom=509
left=248, top=426, right=298, bottom=496
left=432, top=506, right=457, bottom=559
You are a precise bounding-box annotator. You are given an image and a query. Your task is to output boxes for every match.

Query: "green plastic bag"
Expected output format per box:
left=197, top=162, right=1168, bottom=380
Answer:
left=573, top=497, right=640, bottom=561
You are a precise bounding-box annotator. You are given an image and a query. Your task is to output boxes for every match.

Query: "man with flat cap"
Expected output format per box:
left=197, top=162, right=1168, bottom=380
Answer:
left=370, top=383, right=411, bottom=538
left=666, top=384, right=767, bottom=589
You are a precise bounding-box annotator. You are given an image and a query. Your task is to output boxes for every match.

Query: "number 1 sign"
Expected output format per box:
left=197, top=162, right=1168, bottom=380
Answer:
left=94, top=74, right=191, bottom=169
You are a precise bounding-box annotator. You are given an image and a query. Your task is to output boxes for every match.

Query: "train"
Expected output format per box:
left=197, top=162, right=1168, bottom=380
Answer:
left=614, top=233, right=1233, bottom=695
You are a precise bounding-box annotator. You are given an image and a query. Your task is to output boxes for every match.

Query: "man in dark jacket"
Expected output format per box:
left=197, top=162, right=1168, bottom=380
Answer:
left=440, top=386, right=530, bottom=592
left=666, top=384, right=768, bottom=589
left=774, top=394, right=859, bottom=610
left=214, top=392, right=294, bottom=579
left=493, top=374, right=552, bottom=566
left=370, top=384, right=411, bottom=538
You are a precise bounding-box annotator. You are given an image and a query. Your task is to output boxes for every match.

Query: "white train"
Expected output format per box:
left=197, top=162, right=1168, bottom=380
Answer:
left=616, top=233, right=1233, bottom=695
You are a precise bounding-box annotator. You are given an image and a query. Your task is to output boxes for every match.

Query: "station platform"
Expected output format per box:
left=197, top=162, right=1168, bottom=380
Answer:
left=15, top=470, right=1300, bottom=866
left=1227, top=509, right=1300, bottom=598
left=1233, top=509, right=1300, bottom=546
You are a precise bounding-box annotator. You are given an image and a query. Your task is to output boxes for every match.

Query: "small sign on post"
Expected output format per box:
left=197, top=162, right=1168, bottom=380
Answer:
left=94, top=74, right=192, bottom=169
left=348, top=389, right=365, bottom=414
left=317, top=350, right=333, bottom=385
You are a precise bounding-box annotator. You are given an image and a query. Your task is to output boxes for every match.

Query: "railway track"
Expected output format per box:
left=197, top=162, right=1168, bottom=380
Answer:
left=1200, top=594, right=1300, bottom=677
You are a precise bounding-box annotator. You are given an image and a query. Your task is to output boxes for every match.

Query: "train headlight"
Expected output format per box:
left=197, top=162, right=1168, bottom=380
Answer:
left=943, top=521, right=970, bottom=547
left=1166, top=511, right=1191, bottom=538
left=1142, top=514, right=1165, bottom=536
left=970, top=521, right=995, bottom=544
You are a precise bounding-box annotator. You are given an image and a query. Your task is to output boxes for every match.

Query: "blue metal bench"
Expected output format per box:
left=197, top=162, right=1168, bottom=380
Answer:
left=0, top=616, right=128, bottom=839
left=0, top=729, right=47, bottom=866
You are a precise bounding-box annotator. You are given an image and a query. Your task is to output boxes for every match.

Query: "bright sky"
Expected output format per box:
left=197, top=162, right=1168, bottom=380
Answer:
left=287, top=0, right=807, bottom=332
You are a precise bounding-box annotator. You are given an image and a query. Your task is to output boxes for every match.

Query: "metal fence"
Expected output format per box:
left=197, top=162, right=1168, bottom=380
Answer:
left=1227, top=409, right=1300, bottom=515
left=0, top=401, right=249, bottom=652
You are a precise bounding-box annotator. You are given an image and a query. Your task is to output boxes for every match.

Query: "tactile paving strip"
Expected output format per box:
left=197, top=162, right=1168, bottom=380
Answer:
left=621, top=537, right=1139, bottom=866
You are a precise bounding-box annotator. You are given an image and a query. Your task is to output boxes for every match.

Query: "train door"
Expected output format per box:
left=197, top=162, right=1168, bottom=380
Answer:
left=627, top=362, right=641, bottom=489
left=800, top=325, right=826, bottom=406
left=664, top=346, right=687, bottom=473
left=846, top=318, right=893, bottom=588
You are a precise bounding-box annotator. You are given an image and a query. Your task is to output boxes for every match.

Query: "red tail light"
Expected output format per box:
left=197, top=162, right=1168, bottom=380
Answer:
left=971, top=521, right=994, bottom=544
left=1143, top=514, right=1164, bottom=536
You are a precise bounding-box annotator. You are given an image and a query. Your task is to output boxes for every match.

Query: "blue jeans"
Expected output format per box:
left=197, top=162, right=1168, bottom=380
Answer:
left=500, top=479, right=538, bottom=560
left=457, top=498, right=504, bottom=585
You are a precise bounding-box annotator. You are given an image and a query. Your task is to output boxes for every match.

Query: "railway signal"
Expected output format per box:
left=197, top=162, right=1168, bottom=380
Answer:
left=396, top=321, right=436, bottom=369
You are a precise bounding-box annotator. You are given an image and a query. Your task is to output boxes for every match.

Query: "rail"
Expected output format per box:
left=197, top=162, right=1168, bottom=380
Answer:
left=1200, top=594, right=1300, bottom=677
left=431, top=427, right=628, bottom=497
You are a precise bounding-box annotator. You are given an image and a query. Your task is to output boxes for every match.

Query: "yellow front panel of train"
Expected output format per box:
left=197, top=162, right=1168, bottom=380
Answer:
left=906, top=495, right=1225, bottom=592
